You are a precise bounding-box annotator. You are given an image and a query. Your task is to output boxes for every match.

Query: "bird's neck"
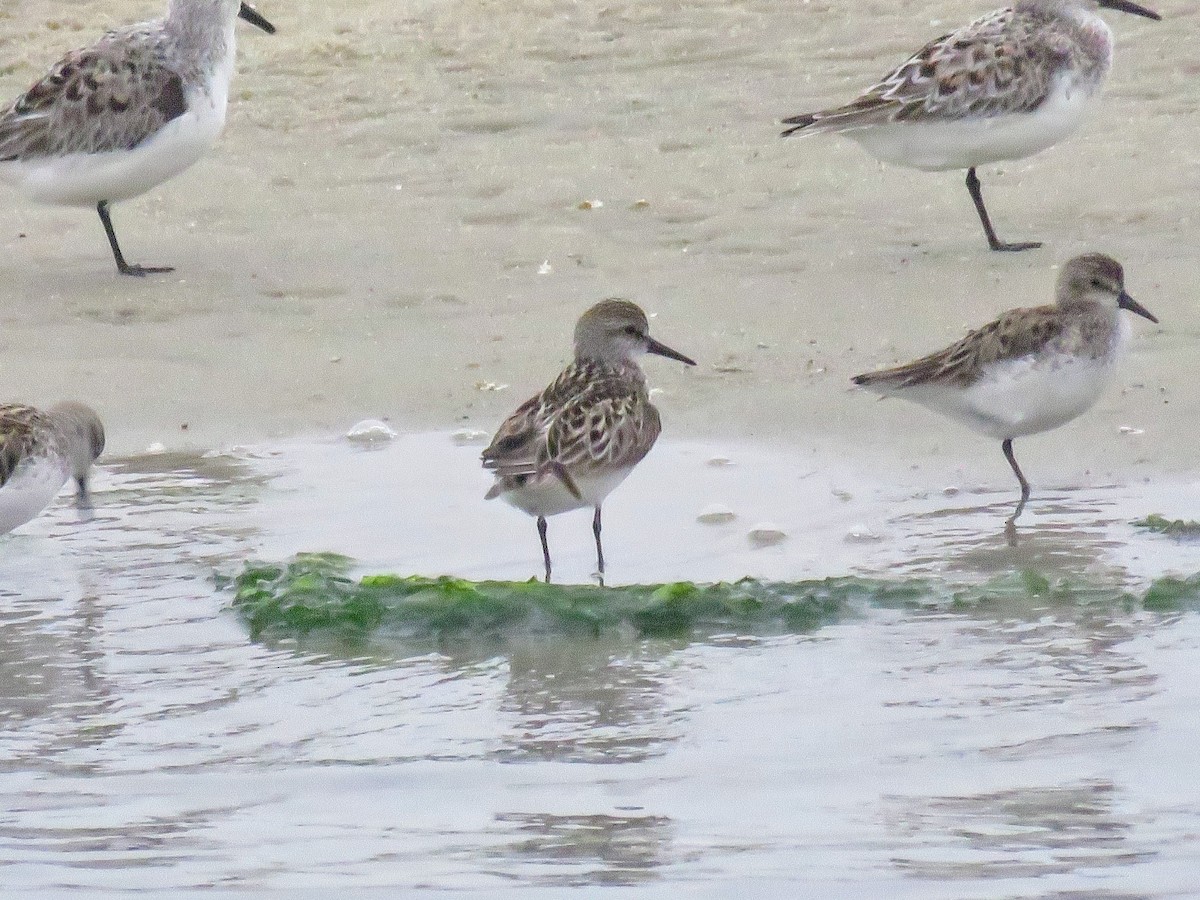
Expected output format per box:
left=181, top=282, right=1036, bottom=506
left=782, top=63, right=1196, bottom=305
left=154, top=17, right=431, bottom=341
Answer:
left=1060, top=299, right=1122, bottom=351
left=164, top=1, right=237, bottom=69
left=575, top=353, right=644, bottom=380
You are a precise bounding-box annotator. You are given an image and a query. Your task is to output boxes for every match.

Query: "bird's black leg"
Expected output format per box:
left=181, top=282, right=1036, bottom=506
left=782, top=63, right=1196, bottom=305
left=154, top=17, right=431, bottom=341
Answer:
left=1001, top=438, right=1032, bottom=541
left=96, top=201, right=174, bottom=276
left=592, top=506, right=605, bottom=587
left=537, top=515, right=552, bottom=584
left=965, top=168, right=1041, bottom=253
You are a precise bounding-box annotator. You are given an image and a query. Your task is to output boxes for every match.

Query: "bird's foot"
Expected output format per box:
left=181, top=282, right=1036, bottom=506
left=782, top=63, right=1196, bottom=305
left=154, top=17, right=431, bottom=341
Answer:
left=989, top=240, right=1042, bottom=253
left=118, top=262, right=175, bottom=277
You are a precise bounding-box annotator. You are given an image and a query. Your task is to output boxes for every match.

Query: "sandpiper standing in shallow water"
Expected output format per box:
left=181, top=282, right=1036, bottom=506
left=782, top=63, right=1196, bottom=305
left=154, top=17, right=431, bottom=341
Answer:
left=482, top=300, right=696, bottom=585
left=780, top=0, right=1160, bottom=252
left=0, top=402, right=105, bottom=536
left=852, top=253, right=1157, bottom=532
left=0, top=0, right=275, bottom=276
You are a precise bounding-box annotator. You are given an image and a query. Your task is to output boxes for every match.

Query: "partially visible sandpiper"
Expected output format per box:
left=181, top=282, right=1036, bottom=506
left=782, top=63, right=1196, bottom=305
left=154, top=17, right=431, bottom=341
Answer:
left=0, top=0, right=275, bottom=276
left=780, top=0, right=1160, bottom=252
left=482, top=299, right=696, bottom=585
left=852, top=253, right=1157, bottom=531
left=0, top=402, right=105, bottom=536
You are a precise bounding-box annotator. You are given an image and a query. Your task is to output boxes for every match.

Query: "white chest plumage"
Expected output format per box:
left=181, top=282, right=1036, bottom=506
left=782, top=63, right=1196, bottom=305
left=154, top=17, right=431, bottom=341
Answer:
left=0, top=454, right=70, bottom=536
left=850, top=71, right=1101, bottom=172
left=499, top=467, right=636, bottom=518
left=903, top=317, right=1128, bottom=441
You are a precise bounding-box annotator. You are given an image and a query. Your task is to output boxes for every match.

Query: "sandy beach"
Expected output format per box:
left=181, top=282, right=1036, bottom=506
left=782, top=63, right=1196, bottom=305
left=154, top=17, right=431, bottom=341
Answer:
left=0, top=0, right=1193, bottom=490
left=1, top=2, right=1199, bottom=896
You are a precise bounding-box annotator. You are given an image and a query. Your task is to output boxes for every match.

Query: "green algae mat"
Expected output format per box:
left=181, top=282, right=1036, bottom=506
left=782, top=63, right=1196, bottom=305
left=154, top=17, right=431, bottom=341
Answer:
left=219, top=553, right=1200, bottom=641
left=1133, top=514, right=1200, bottom=538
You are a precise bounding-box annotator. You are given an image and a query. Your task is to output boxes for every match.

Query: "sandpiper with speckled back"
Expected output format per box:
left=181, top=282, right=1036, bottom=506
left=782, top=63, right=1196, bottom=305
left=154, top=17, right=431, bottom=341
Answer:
left=0, top=0, right=275, bottom=275
left=0, top=402, right=105, bottom=536
left=852, top=253, right=1157, bottom=532
left=780, top=0, right=1160, bottom=252
left=482, top=299, right=696, bottom=584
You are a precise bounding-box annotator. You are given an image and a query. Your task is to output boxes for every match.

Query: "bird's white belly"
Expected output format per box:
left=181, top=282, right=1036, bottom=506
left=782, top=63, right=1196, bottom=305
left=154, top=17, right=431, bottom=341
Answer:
left=904, top=353, right=1116, bottom=441
left=0, top=91, right=226, bottom=206
left=498, top=467, right=634, bottom=518
left=0, top=456, right=69, bottom=535
left=850, top=76, right=1097, bottom=171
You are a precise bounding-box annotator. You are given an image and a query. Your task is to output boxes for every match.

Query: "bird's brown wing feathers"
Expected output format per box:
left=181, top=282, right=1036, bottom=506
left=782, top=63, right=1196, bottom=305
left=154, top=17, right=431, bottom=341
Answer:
left=481, top=362, right=659, bottom=493
left=853, top=305, right=1065, bottom=389
left=782, top=7, right=1063, bottom=135
left=0, top=405, right=45, bottom=489
left=0, top=32, right=186, bottom=160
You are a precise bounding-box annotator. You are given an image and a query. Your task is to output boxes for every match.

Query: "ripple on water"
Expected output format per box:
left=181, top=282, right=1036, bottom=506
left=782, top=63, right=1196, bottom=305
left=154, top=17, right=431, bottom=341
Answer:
left=0, top=435, right=1196, bottom=894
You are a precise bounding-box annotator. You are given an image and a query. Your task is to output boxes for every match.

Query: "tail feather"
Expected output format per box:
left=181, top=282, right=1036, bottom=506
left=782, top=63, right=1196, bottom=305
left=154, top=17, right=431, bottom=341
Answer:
left=781, top=95, right=896, bottom=138
left=852, top=357, right=940, bottom=392
left=851, top=371, right=898, bottom=394
left=852, top=371, right=890, bottom=387
left=780, top=112, right=819, bottom=137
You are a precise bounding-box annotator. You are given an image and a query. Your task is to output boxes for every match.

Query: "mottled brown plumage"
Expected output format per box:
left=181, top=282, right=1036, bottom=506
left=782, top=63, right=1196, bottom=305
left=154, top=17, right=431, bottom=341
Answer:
left=780, top=0, right=1160, bottom=251
left=0, top=402, right=105, bottom=535
left=0, top=406, right=42, bottom=490
left=482, top=299, right=695, bottom=583
left=783, top=3, right=1093, bottom=136
left=482, top=359, right=661, bottom=494
left=0, top=0, right=275, bottom=275
left=853, top=253, right=1146, bottom=391
left=0, top=39, right=187, bottom=160
left=853, top=306, right=1068, bottom=390
left=782, top=0, right=1157, bottom=135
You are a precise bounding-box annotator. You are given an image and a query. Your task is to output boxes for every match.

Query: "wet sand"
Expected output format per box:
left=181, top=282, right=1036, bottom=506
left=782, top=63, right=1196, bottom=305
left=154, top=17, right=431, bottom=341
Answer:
left=242, top=433, right=1198, bottom=585
left=1, top=5, right=1198, bottom=892
left=0, top=0, right=1194, bottom=492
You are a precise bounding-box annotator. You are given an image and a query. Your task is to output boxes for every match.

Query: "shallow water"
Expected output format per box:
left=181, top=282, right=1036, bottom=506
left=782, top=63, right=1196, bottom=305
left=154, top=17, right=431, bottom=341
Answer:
left=1, top=434, right=1198, bottom=896
left=1, top=0, right=1198, bottom=894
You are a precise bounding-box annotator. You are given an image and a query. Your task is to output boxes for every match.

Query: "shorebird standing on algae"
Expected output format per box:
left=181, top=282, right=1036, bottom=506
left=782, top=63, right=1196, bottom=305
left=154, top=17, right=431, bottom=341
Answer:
left=482, top=300, right=696, bottom=584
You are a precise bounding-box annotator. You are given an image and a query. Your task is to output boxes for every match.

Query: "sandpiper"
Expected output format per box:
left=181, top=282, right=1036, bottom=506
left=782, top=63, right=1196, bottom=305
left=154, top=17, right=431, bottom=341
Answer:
left=780, top=0, right=1160, bottom=252
left=0, top=0, right=275, bottom=276
left=852, top=253, right=1157, bottom=529
left=482, top=299, right=696, bottom=584
left=0, top=402, right=105, bottom=536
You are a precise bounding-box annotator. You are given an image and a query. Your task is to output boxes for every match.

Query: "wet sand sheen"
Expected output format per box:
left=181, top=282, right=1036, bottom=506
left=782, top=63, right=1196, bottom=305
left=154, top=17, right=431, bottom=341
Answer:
left=0, top=0, right=1197, bottom=895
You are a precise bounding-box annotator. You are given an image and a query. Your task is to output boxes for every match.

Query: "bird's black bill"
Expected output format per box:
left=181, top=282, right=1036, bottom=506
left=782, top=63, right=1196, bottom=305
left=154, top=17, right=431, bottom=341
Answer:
left=1118, top=291, right=1159, bottom=324
left=1099, top=0, right=1161, bottom=20
left=238, top=2, right=276, bottom=33
left=646, top=337, right=697, bottom=366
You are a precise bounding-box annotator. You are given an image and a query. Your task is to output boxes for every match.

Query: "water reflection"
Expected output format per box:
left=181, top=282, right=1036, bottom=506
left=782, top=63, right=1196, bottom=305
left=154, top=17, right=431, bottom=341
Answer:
left=493, top=811, right=672, bottom=887
left=0, top=438, right=1194, bottom=894
left=0, top=450, right=270, bottom=776
left=888, top=781, right=1150, bottom=882
left=872, top=597, right=1165, bottom=896
left=892, top=485, right=1142, bottom=581
left=496, top=637, right=687, bottom=763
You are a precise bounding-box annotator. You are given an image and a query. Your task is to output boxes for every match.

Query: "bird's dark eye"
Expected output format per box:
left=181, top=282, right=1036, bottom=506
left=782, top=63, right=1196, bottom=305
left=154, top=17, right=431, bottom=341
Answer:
left=1091, top=277, right=1109, bottom=290
left=624, top=325, right=641, bottom=337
